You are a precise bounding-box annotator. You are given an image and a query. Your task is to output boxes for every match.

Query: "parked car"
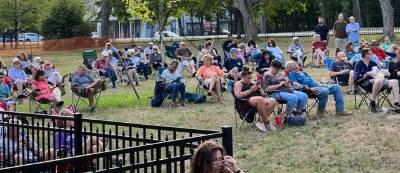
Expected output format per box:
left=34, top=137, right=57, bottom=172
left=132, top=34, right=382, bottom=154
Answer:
left=18, top=32, right=44, bottom=42
left=152, top=31, right=179, bottom=42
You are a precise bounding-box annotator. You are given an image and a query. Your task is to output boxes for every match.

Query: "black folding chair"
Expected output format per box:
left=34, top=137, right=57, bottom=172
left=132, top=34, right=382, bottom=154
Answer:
left=69, top=73, right=106, bottom=112
left=230, top=90, right=258, bottom=129
left=353, top=83, right=392, bottom=110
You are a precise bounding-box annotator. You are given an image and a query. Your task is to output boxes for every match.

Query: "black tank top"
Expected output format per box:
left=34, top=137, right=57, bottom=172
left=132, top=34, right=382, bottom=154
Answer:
left=241, top=82, right=261, bottom=99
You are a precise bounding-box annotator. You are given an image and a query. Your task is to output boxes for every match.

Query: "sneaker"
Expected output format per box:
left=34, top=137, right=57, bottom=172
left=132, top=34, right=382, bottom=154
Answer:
left=265, top=123, right=277, bottom=131
left=394, top=102, right=400, bottom=110
left=370, top=101, right=377, bottom=113
left=336, top=110, right=352, bottom=116
left=56, top=101, right=64, bottom=107
left=316, top=110, right=325, bottom=118
left=255, top=121, right=267, bottom=132
left=89, top=106, right=95, bottom=113
left=136, top=82, right=142, bottom=86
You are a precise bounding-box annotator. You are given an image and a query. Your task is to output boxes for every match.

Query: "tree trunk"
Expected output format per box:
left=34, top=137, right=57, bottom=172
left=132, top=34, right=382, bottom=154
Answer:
left=352, top=0, right=363, bottom=27
left=14, top=0, right=18, bottom=49
left=319, top=0, right=327, bottom=19
left=100, top=0, right=110, bottom=37
left=233, top=9, right=242, bottom=39
left=216, top=12, right=221, bottom=35
left=378, top=0, right=395, bottom=40
left=200, top=16, right=204, bottom=35
left=177, top=16, right=185, bottom=36
left=233, top=0, right=259, bottom=41
left=259, top=15, right=266, bottom=34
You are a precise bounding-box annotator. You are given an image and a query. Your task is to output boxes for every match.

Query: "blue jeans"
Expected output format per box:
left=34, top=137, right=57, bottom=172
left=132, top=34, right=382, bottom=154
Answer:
left=166, top=82, right=186, bottom=102
left=272, top=91, right=308, bottom=113
left=313, top=84, right=344, bottom=111
left=99, top=68, right=117, bottom=88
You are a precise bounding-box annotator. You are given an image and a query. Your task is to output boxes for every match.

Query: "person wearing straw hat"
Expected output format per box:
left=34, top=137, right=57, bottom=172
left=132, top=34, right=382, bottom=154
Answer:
left=8, top=58, right=28, bottom=99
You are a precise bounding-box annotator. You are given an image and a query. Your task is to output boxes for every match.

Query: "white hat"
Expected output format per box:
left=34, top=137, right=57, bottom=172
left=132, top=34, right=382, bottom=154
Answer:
left=101, top=51, right=109, bottom=57
left=293, top=37, right=299, bottom=41
left=12, top=58, right=21, bottom=64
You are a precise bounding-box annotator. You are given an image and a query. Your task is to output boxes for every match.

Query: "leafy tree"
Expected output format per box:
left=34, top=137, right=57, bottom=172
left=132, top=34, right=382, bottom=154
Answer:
left=126, top=0, right=184, bottom=62
left=41, top=0, right=90, bottom=39
left=0, top=0, right=51, bottom=46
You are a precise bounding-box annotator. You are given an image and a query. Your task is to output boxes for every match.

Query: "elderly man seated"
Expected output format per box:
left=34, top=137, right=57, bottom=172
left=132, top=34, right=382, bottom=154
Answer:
left=287, top=37, right=306, bottom=67
left=286, top=60, right=352, bottom=117
left=42, top=60, right=64, bottom=86
left=8, top=58, right=28, bottom=99
left=176, top=42, right=196, bottom=75
left=72, top=65, right=103, bottom=112
left=328, top=52, right=354, bottom=93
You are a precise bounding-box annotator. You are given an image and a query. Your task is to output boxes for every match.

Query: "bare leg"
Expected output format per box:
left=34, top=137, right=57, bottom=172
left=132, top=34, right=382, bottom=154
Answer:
left=264, top=98, right=277, bottom=119
left=249, top=97, right=268, bottom=122
left=371, top=79, right=384, bottom=101
left=208, top=75, right=217, bottom=93
left=214, top=77, right=223, bottom=103
left=86, top=88, right=95, bottom=107
left=389, top=80, right=400, bottom=103
left=348, top=70, right=354, bottom=89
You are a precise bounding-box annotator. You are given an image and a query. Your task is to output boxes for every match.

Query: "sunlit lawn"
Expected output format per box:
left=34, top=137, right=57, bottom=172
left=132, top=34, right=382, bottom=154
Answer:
left=2, top=35, right=400, bottom=172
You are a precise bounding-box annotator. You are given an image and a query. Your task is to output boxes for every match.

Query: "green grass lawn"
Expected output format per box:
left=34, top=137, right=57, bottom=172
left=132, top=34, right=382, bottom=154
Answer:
left=2, top=36, right=400, bottom=172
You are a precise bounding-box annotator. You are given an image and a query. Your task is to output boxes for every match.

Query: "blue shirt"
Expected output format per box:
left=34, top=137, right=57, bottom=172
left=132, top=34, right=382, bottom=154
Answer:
left=354, top=60, right=378, bottom=82
left=345, top=50, right=357, bottom=60
left=224, top=58, right=243, bottom=72
left=0, top=83, right=11, bottom=101
left=161, top=69, right=180, bottom=84
left=351, top=53, right=379, bottom=63
left=72, top=74, right=94, bottom=88
left=288, top=71, right=320, bottom=87
left=8, top=67, right=26, bottom=81
left=346, top=22, right=360, bottom=42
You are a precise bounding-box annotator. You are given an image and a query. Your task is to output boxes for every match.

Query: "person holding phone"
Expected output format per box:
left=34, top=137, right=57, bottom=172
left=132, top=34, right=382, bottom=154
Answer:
left=161, top=60, right=186, bottom=107
left=190, top=141, right=244, bottom=173
left=234, top=70, right=276, bottom=132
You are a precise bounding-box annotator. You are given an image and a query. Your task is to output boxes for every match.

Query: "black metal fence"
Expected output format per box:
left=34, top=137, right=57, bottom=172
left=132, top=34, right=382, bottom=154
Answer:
left=0, top=111, right=232, bottom=172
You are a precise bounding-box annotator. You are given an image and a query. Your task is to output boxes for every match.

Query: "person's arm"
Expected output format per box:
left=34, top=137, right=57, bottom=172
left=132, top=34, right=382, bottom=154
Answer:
left=346, top=24, right=351, bottom=33
left=196, top=66, right=204, bottom=79
left=215, top=66, right=226, bottom=77
left=333, top=22, right=336, bottom=36
left=233, top=81, right=255, bottom=99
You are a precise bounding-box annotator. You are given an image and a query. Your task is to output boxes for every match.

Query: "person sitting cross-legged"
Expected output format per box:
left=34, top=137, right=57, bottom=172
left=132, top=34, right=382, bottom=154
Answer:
left=196, top=54, right=226, bottom=104
left=328, top=52, right=354, bottom=93
left=72, top=65, right=103, bottom=112
left=263, top=60, right=308, bottom=118
left=224, top=48, right=243, bottom=82
left=234, top=70, right=277, bottom=132
left=161, top=60, right=186, bottom=107
left=286, top=60, right=352, bottom=118
left=354, top=48, right=400, bottom=113
left=94, top=52, right=117, bottom=88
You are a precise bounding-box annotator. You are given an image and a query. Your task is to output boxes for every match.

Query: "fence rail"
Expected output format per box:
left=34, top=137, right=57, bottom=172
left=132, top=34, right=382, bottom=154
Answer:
left=0, top=111, right=232, bottom=172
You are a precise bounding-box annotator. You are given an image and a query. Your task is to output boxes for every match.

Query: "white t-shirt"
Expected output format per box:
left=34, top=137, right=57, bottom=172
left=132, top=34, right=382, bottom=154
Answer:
left=161, top=69, right=180, bottom=84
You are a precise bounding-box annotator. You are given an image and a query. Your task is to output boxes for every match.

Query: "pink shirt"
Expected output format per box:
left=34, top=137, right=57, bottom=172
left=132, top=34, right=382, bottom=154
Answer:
left=196, top=65, right=225, bottom=78
left=31, top=80, right=52, bottom=100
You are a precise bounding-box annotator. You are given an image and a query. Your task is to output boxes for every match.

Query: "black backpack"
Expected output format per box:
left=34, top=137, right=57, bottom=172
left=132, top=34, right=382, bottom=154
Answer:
left=151, top=81, right=166, bottom=107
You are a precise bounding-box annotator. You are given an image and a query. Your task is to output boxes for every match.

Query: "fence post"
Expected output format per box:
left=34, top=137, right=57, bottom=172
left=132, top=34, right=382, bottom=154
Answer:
left=74, top=113, right=83, bottom=156
left=222, top=126, right=233, bottom=156
left=74, top=113, right=83, bottom=172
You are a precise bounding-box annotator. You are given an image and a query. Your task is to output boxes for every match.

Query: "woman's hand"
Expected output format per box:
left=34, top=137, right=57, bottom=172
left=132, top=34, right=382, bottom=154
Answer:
left=223, top=156, right=240, bottom=173
left=250, top=85, right=260, bottom=92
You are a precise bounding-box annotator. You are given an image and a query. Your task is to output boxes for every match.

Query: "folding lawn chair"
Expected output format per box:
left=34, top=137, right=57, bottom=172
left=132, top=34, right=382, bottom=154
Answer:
left=353, top=82, right=392, bottom=110
left=230, top=89, right=257, bottom=129
left=69, top=72, right=106, bottom=112
left=82, top=50, right=97, bottom=70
